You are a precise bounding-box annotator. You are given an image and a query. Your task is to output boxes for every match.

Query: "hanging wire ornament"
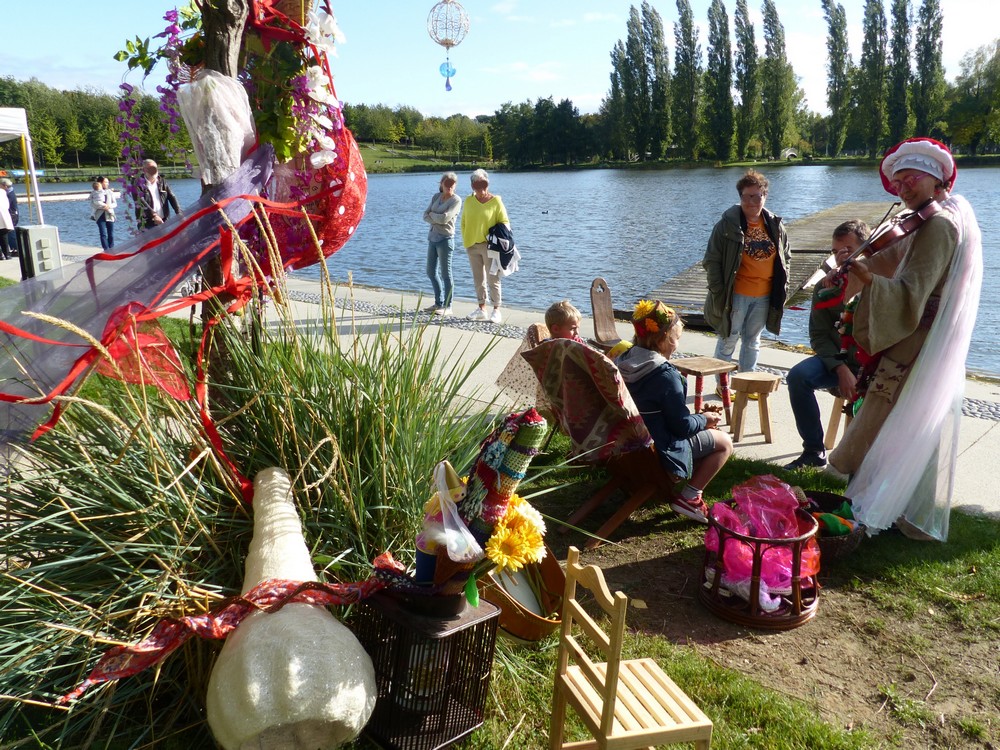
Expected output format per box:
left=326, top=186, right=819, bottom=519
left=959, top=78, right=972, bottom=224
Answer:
left=427, top=0, right=470, bottom=91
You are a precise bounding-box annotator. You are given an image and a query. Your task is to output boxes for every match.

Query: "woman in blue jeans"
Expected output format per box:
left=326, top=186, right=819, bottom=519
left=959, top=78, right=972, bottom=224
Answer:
left=702, top=170, right=791, bottom=391
left=422, top=172, right=461, bottom=316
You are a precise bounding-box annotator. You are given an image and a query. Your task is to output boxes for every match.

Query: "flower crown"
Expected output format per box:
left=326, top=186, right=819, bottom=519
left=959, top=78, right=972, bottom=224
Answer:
left=632, top=299, right=677, bottom=338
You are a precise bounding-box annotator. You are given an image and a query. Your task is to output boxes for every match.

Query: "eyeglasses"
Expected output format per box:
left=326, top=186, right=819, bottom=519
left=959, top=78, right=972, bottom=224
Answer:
left=740, top=192, right=765, bottom=203
left=890, top=173, right=928, bottom=192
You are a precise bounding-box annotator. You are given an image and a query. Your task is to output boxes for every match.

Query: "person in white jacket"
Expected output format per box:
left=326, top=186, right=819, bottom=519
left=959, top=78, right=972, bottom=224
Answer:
left=91, top=176, right=117, bottom=250
left=0, top=185, right=14, bottom=260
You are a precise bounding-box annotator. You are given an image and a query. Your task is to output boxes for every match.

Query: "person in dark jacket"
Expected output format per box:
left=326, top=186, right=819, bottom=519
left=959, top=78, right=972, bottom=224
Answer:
left=615, top=300, right=733, bottom=523
left=135, top=159, right=181, bottom=230
left=702, top=170, right=791, bottom=391
left=785, top=220, right=870, bottom=469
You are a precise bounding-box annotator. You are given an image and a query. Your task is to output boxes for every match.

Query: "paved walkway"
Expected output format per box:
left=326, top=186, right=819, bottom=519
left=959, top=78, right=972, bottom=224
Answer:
left=4, top=244, right=999, bottom=521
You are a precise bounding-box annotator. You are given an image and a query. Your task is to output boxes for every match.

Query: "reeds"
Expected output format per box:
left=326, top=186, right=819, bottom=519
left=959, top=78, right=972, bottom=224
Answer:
left=0, top=248, right=500, bottom=747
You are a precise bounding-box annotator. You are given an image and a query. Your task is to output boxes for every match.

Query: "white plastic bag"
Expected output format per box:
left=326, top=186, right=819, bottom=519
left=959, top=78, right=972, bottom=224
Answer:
left=434, top=461, right=483, bottom=564
left=177, top=69, right=256, bottom=185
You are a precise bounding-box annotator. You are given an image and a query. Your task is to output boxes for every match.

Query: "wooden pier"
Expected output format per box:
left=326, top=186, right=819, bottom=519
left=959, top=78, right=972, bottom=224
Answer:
left=638, top=201, right=895, bottom=325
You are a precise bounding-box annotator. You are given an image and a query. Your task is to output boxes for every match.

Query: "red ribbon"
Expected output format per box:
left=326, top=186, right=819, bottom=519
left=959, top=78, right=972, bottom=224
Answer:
left=59, top=552, right=408, bottom=704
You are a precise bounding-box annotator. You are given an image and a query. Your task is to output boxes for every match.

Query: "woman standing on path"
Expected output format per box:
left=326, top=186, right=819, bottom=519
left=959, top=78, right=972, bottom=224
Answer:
left=91, top=176, right=117, bottom=250
left=461, top=168, right=509, bottom=324
left=829, top=138, right=982, bottom=542
left=0, top=181, right=13, bottom=259
left=702, top=170, right=790, bottom=389
left=422, top=171, right=461, bottom=315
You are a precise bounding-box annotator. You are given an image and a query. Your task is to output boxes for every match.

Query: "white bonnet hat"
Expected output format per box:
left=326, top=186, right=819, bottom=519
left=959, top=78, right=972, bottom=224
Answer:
left=879, top=137, right=957, bottom=195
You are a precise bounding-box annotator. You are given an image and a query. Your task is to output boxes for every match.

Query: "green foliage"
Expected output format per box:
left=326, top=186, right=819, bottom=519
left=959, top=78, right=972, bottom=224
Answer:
left=855, top=0, right=889, bottom=158
left=703, top=0, right=735, bottom=161
left=821, top=0, right=852, bottom=157
left=612, top=2, right=670, bottom=162
left=733, top=0, right=761, bottom=160
left=0, top=273, right=500, bottom=745
left=760, top=0, right=797, bottom=159
left=887, top=0, right=912, bottom=144
left=913, top=0, right=947, bottom=136
left=672, top=0, right=702, bottom=160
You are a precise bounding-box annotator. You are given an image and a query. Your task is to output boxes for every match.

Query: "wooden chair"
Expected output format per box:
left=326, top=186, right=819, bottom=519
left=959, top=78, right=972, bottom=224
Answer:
left=550, top=547, right=713, bottom=750
left=522, top=338, right=678, bottom=549
left=588, top=277, right=624, bottom=353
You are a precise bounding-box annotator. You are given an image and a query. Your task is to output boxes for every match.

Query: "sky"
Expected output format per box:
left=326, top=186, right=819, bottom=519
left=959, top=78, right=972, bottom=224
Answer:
left=3, top=1, right=994, bottom=120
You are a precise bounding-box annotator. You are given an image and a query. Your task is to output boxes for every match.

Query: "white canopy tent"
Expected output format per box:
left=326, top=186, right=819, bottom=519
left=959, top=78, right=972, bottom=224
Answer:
left=0, top=107, right=45, bottom=225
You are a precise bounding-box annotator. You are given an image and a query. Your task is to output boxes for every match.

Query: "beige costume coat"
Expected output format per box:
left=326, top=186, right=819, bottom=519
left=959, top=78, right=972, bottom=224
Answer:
left=829, top=211, right=959, bottom=473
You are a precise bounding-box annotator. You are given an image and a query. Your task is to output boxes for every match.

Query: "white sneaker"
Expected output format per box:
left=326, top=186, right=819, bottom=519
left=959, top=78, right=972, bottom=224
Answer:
left=434, top=306, right=452, bottom=316
left=489, top=308, right=502, bottom=324
left=466, top=308, right=488, bottom=321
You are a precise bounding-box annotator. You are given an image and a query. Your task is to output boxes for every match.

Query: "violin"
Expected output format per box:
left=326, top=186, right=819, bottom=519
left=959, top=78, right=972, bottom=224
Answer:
left=815, top=198, right=944, bottom=303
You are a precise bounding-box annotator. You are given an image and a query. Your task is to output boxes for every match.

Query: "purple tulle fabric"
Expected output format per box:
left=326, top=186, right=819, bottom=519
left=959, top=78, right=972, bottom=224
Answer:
left=0, top=146, right=274, bottom=450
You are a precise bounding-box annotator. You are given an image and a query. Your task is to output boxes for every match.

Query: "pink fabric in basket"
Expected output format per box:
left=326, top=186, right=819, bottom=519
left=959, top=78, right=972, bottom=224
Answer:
left=706, top=475, right=820, bottom=591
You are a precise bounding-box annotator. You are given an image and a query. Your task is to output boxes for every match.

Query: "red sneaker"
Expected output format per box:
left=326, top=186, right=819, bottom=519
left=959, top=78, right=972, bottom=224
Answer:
left=670, top=493, right=709, bottom=524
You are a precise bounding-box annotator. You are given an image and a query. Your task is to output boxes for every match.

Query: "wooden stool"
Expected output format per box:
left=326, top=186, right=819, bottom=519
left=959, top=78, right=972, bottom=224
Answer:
left=672, top=356, right=738, bottom=425
left=824, top=396, right=853, bottom=451
left=730, top=372, right=782, bottom=442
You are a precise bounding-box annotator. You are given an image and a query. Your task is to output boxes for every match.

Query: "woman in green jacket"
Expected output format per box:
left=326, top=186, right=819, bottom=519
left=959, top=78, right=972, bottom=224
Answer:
left=702, top=170, right=790, bottom=385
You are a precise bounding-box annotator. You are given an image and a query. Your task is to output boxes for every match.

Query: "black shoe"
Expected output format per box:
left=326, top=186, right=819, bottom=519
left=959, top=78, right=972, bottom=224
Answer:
left=785, top=451, right=828, bottom=470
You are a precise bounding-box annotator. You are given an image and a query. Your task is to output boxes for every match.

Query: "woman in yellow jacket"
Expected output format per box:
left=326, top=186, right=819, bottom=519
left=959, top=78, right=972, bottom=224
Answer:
left=461, top=169, right=510, bottom=324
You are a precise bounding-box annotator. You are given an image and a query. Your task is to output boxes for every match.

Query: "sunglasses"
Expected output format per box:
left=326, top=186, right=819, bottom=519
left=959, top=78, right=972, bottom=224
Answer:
left=890, top=173, right=928, bottom=192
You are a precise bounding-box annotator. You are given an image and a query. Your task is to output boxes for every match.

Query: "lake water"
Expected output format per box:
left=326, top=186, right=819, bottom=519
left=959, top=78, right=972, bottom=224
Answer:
left=19, top=165, right=1000, bottom=377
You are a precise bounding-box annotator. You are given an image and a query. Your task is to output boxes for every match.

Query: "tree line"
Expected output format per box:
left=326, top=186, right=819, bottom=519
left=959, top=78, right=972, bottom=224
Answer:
left=0, top=76, right=193, bottom=175
left=343, top=0, right=998, bottom=165
left=2, top=0, right=997, bottom=175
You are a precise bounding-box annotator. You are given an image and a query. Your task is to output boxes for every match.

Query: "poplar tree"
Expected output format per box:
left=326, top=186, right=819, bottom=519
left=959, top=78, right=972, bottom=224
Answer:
left=760, top=0, right=796, bottom=159
left=645, top=1, right=672, bottom=156
left=733, top=0, right=760, bottom=159
left=887, top=0, right=912, bottom=143
left=703, top=0, right=735, bottom=161
left=856, top=0, right=888, bottom=157
left=603, top=43, right=630, bottom=160
left=821, top=0, right=851, bottom=156
left=913, top=0, right=945, bottom=135
left=613, top=3, right=670, bottom=160
left=672, top=0, right=702, bottom=160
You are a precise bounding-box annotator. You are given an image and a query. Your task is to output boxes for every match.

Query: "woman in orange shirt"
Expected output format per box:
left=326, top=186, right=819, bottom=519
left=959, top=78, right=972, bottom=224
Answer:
left=702, top=170, right=791, bottom=386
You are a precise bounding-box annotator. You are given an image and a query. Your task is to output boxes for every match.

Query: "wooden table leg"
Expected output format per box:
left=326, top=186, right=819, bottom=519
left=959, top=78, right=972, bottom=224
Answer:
left=693, top=374, right=704, bottom=414
left=719, top=372, right=733, bottom=425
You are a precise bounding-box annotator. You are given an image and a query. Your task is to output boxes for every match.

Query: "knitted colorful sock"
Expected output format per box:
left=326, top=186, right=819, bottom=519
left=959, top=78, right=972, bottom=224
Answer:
left=459, top=408, right=548, bottom=530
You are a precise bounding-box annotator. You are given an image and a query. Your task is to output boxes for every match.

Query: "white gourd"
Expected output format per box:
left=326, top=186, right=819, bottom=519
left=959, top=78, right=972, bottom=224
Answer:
left=206, top=467, right=377, bottom=750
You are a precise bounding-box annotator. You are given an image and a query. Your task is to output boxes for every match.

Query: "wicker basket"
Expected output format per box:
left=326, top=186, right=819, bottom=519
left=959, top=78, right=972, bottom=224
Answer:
left=804, top=490, right=866, bottom=561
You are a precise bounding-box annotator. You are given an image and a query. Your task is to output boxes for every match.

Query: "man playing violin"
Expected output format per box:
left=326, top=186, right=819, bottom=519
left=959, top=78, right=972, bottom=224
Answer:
left=827, top=137, right=983, bottom=542
left=784, top=220, right=870, bottom=470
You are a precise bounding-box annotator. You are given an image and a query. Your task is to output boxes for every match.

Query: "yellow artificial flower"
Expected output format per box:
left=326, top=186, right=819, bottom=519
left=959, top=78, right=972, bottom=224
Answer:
left=633, top=299, right=656, bottom=320
left=486, top=522, right=544, bottom=573
left=504, top=495, right=546, bottom=536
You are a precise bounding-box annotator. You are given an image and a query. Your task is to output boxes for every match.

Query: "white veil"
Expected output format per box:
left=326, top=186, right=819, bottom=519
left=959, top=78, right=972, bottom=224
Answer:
left=848, top=194, right=983, bottom=541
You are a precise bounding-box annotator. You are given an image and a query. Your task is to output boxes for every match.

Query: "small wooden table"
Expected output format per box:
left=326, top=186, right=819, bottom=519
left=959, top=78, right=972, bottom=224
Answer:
left=672, top=356, right=738, bottom=424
